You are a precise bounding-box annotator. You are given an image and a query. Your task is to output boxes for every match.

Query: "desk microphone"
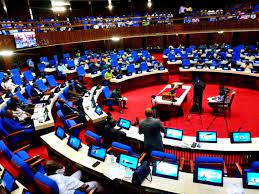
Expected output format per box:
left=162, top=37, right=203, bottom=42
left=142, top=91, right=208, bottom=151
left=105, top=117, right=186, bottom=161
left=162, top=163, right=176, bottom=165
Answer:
left=122, top=160, right=133, bottom=165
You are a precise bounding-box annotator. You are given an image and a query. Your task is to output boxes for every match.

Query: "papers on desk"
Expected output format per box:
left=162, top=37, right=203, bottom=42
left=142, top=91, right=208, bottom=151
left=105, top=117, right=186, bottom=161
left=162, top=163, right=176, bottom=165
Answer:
left=103, top=163, right=133, bottom=181
left=226, top=182, right=245, bottom=194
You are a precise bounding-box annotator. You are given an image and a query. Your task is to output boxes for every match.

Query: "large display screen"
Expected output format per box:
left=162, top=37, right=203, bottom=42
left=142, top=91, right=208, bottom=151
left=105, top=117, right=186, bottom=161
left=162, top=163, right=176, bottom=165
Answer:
left=230, top=132, right=251, bottom=143
left=194, top=167, right=223, bottom=186
left=196, top=131, right=217, bottom=143
left=13, top=32, right=37, bottom=49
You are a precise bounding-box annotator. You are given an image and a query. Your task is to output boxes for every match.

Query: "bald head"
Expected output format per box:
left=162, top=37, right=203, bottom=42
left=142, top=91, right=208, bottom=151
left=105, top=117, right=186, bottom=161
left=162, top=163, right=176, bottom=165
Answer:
left=145, top=108, right=153, bottom=117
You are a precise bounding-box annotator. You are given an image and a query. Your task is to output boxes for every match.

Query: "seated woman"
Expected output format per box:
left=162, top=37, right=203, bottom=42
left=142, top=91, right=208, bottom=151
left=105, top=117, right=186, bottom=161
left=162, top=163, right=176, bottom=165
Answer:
left=45, top=160, right=104, bottom=194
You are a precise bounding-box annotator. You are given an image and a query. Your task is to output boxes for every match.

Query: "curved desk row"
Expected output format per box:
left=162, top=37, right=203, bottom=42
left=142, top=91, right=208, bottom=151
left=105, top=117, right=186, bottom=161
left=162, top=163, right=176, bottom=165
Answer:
left=110, top=69, right=169, bottom=92
left=179, top=67, right=259, bottom=90
left=41, top=132, right=257, bottom=194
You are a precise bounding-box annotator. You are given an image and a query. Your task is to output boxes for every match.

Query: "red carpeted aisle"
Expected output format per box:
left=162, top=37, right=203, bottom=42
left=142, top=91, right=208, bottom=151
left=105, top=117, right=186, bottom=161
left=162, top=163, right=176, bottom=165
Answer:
left=103, top=79, right=259, bottom=138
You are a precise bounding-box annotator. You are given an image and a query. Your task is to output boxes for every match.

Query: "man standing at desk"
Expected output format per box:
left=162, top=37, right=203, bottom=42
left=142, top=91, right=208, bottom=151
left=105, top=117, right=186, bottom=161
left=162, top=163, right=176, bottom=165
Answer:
left=139, top=108, right=165, bottom=154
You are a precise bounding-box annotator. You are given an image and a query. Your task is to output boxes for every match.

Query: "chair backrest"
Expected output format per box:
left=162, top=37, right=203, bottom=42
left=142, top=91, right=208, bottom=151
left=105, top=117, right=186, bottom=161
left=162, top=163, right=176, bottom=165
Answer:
left=25, top=85, right=33, bottom=98
left=63, top=53, right=70, bottom=59
left=23, top=70, right=34, bottom=81
left=10, top=68, right=20, bottom=76
left=67, top=60, right=75, bottom=69
left=168, top=53, right=176, bottom=61
left=35, top=79, right=48, bottom=92
left=250, top=161, right=259, bottom=171
left=228, top=91, right=236, bottom=107
left=11, top=75, right=23, bottom=85
left=76, top=66, right=86, bottom=76
left=46, top=75, right=58, bottom=87
left=15, top=91, right=29, bottom=104
left=195, top=156, right=224, bottom=170
left=0, top=140, right=13, bottom=160
left=34, top=172, right=59, bottom=194
left=182, top=59, right=190, bottom=66
left=101, top=69, right=108, bottom=79
left=11, top=155, right=35, bottom=183
left=102, top=86, right=111, bottom=99
left=140, top=62, right=148, bottom=71
left=111, top=142, right=133, bottom=157
left=150, top=151, right=177, bottom=164
left=127, top=64, right=135, bottom=73
left=38, top=63, right=46, bottom=72
left=85, top=130, right=102, bottom=146
left=0, top=118, right=9, bottom=137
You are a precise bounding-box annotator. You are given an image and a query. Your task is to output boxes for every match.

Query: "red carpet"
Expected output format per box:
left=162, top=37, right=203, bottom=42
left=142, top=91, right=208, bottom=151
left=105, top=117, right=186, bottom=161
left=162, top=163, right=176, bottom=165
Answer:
left=103, top=81, right=259, bottom=138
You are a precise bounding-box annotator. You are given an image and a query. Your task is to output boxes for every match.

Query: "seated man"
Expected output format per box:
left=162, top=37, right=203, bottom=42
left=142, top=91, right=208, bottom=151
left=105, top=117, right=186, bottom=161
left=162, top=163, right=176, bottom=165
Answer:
left=103, top=119, right=126, bottom=147
left=57, top=63, right=68, bottom=78
left=58, top=98, right=86, bottom=123
left=8, top=96, right=34, bottom=113
left=2, top=109, right=34, bottom=133
left=45, top=160, right=103, bottom=194
left=1, top=76, right=16, bottom=92
left=30, top=83, right=50, bottom=103
left=7, top=101, right=32, bottom=123
left=104, top=68, right=114, bottom=85
left=74, top=80, right=88, bottom=94
left=110, top=87, right=127, bottom=114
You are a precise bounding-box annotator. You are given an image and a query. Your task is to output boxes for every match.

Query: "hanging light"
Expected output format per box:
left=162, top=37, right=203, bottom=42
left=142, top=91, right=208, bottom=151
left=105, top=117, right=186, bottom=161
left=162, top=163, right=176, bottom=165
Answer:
left=147, top=0, right=152, bottom=8
left=108, top=0, right=113, bottom=10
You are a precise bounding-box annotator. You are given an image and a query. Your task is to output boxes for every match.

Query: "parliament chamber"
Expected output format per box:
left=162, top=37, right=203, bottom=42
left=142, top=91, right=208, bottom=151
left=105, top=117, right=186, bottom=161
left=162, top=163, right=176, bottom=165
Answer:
left=0, top=0, right=259, bottom=194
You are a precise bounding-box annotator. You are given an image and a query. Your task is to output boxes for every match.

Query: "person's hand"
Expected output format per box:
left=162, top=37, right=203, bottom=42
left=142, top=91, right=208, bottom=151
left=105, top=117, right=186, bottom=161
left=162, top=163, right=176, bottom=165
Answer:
left=79, top=184, right=89, bottom=192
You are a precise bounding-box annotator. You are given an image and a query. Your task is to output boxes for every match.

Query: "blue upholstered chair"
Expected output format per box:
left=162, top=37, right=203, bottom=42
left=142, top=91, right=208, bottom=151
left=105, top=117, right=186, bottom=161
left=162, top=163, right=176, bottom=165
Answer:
left=11, top=74, right=23, bottom=85
left=34, top=172, right=59, bottom=194
left=85, top=130, right=103, bottom=146
left=57, top=110, right=83, bottom=137
left=10, top=68, right=20, bottom=76
left=46, top=75, right=58, bottom=88
left=150, top=151, right=184, bottom=170
left=0, top=118, right=32, bottom=146
left=108, top=142, right=146, bottom=162
left=23, top=70, right=34, bottom=82
left=168, top=53, right=176, bottom=62
left=38, top=63, right=46, bottom=76
left=35, top=79, right=48, bottom=92
left=163, top=48, right=170, bottom=56
left=191, top=156, right=227, bottom=175
left=67, top=60, right=75, bottom=70
left=182, top=59, right=190, bottom=68
left=102, top=86, right=119, bottom=110
left=76, top=66, right=86, bottom=81
left=235, top=161, right=259, bottom=177
left=15, top=91, right=30, bottom=104
left=139, top=62, right=148, bottom=71
left=63, top=53, right=71, bottom=59
left=127, top=64, right=135, bottom=74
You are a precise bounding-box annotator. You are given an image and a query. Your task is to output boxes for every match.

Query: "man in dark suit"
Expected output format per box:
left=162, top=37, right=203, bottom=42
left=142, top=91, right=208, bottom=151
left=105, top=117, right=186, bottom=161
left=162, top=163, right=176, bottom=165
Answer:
left=58, top=99, right=86, bottom=123
left=139, top=108, right=165, bottom=153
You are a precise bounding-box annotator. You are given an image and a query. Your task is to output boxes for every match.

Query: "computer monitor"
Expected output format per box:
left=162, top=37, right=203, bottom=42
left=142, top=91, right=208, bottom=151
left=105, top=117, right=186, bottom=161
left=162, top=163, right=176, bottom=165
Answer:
left=1, top=170, right=18, bottom=192
left=117, top=118, right=131, bottom=130
left=55, top=126, right=66, bottom=140
left=95, top=105, right=103, bottom=116
left=243, top=171, right=259, bottom=189
left=117, top=154, right=139, bottom=170
left=193, top=167, right=223, bottom=186
left=164, top=128, right=183, bottom=141
left=196, top=131, right=217, bottom=143
left=67, top=136, right=82, bottom=151
left=88, top=145, right=107, bottom=161
left=152, top=161, right=179, bottom=180
left=230, top=132, right=251, bottom=143
left=209, top=65, right=217, bottom=70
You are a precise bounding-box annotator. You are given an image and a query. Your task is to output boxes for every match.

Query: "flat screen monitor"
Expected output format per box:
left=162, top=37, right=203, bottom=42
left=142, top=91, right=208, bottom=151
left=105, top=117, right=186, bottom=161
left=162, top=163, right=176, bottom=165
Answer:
left=88, top=145, right=107, bottom=161
left=196, top=131, right=217, bottom=143
left=243, top=171, right=259, bottom=189
left=1, top=170, right=18, bottom=192
left=194, top=167, right=223, bottom=186
left=230, top=132, right=251, bottom=143
left=91, top=97, right=96, bottom=108
left=67, top=136, right=82, bottom=151
left=55, top=126, right=66, bottom=140
left=117, top=154, right=139, bottom=170
left=95, top=105, right=103, bottom=116
left=117, top=118, right=131, bottom=130
left=152, top=161, right=179, bottom=180
left=13, top=32, right=37, bottom=49
left=164, top=128, right=183, bottom=141
left=209, top=66, right=217, bottom=70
